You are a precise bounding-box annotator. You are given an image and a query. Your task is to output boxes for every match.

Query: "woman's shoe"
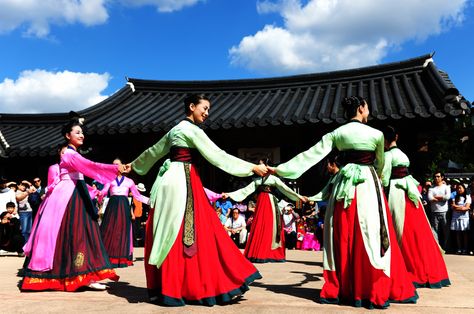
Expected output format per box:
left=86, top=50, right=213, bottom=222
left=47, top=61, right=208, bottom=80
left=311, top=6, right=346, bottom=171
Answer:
left=88, top=282, right=107, bottom=290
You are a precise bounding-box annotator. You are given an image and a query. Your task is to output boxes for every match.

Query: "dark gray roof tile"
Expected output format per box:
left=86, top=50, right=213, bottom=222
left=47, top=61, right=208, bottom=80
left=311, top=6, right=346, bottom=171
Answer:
left=0, top=54, right=469, bottom=157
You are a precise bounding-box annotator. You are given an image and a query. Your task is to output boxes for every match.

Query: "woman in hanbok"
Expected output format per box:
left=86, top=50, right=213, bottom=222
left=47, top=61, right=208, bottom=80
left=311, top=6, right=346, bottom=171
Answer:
left=99, top=158, right=149, bottom=268
left=382, top=126, right=450, bottom=288
left=224, top=174, right=306, bottom=263
left=21, top=119, right=122, bottom=291
left=124, top=94, right=267, bottom=306
left=301, top=218, right=321, bottom=251
left=270, top=96, right=417, bottom=308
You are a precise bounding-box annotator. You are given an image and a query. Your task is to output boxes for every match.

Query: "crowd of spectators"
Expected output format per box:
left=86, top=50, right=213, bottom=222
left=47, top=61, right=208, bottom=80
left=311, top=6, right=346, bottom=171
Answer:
left=0, top=176, right=44, bottom=256
left=0, top=175, right=150, bottom=256
left=212, top=193, right=325, bottom=251
left=423, top=172, right=474, bottom=255
left=4, top=169, right=473, bottom=257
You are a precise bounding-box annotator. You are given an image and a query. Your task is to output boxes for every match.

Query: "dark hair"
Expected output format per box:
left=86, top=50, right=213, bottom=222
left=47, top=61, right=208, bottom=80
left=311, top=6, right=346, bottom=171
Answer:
left=6, top=201, right=15, bottom=208
left=383, top=125, right=398, bottom=143
left=0, top=212, right=8, bottom=220
left=258, top=158, right=272, bottom=166
left=341, top=96, right=367, bottom=119
left=61, top=118, right=83, bottom=141
left=56, top=144, right=66, bottom=154
left=454, top=184, right=467, bottom=204
left=183, top=94, right=210, bottom=115
left=433, top=171, right=444, bottom=178
left=327, top=150, right=340, bottom=168
left=19, top=181, right=30, bottom=189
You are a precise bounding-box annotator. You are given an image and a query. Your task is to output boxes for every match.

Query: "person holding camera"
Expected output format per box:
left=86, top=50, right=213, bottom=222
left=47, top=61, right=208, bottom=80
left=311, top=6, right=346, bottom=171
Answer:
left=282, top=203, right=300, bottom=250
left=16, top=180, right=35, bottom=243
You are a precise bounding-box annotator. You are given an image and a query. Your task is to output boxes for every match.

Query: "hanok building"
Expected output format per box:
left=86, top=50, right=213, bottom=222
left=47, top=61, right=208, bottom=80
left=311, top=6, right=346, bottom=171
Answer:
left=0, top=54, right=471, bottom=195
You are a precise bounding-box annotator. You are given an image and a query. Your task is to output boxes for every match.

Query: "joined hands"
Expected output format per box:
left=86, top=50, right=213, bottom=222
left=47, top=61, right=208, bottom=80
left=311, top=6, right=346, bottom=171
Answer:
left=119, top=163, right=132, bottom=174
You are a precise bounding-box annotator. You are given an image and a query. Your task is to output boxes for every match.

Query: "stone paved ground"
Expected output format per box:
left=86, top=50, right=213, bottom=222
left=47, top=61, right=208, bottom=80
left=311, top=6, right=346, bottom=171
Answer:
left=2, top=248, right=474, bottom=313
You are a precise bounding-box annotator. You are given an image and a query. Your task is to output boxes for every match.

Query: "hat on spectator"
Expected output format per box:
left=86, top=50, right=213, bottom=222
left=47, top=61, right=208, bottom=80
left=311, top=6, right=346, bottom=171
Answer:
left=278, top=199, right=295, bottom=211
left=137, top=183, right=146, bottom=192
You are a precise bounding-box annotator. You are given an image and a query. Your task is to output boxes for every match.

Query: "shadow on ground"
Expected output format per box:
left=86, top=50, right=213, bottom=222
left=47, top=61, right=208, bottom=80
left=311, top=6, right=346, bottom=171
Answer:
left=252, top=271, right=322, bottom=302
left=107, top=281, right=149, bottom=303
left=285, top=259, right=323, bottom=267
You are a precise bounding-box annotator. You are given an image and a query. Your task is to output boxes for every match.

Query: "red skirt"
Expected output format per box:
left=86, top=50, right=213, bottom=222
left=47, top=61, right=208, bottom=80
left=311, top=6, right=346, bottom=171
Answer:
left=244, top=192, right=285, bottom=263
left=21, top=184, right=119, bottom=291
left=145, top=166, right=261, bottom=306
left=320, top=192, right=417, bottom=308
left=399, top=195, right=450, bottom=288
left=100, top=195, right=133, bottom=268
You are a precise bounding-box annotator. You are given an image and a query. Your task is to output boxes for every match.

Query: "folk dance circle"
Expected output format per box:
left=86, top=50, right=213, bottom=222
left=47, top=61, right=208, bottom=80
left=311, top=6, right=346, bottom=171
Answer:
left=16, top=94, right=450, bottom=309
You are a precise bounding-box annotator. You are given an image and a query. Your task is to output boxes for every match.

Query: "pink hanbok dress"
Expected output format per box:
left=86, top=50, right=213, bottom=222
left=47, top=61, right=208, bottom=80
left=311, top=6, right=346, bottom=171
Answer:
left=99, top=176, right=149, bottom=267
left=21, top=147, right=120, bottom=291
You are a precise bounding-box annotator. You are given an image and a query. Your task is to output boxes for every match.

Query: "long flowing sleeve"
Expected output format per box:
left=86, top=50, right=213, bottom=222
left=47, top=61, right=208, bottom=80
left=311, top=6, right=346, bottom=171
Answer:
left=308, top=184, right=331, bottom=202
left=381, top=151, right=393, bottom=187
left=132, top=133, right=171, bottom=176
left=87, top=184, right=100, bottom=200
left=47, top=164, right=60, bottom=187
left=45, top=164, right=60, bottom=194
left=226, top=181, right=257, bottom=202
left=189, top=127, right=254, bottom=177
left=276, top=132, right=335, bottom=179
left=272, top=176, right=303, bottom=201
left=374, top=133, right=385, bottom=177
left=204, top=187, right=221, bottom=203
left=62, top=152, right=118, bottom=184
left=129, top=181, right=150, bottom=205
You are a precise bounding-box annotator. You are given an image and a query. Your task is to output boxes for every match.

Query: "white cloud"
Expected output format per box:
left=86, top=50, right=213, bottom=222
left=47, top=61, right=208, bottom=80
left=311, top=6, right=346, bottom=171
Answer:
left=230, top=0, right=468, bottom=74
left=0, top=0, right=204, bottom=37
left=0, top=0, right=109, bottom=37
left=120, top=0, right=204, bottom=13
left=0, top=70, right=110, bottom=113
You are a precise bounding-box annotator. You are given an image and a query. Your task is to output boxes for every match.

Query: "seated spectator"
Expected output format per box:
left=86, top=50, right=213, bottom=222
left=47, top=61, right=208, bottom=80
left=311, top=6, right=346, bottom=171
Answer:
left=5, top=201, right=19, bottom=220
left=224, top=208, right=247, bottom=248
left=216, top=197, right=233, bottom=217
left=0, top=177, right=17, bottom=215
left=216, top=206, right=227, bottom=225
left=0, top=204, right=25, bottom=256
left=296, top=218, right=306, bottom=249
left=301, top=218, right=321, bottom=251
left=282, top=203, right=299, bottom=250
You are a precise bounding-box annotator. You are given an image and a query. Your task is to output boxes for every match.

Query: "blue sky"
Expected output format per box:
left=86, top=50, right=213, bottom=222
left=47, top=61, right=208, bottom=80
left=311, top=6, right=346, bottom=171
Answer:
left=0, top=0, right=473, bottom=113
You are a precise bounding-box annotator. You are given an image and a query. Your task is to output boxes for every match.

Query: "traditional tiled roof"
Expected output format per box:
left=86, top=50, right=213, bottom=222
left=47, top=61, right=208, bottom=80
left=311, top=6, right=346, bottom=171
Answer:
left=0, top=53, right=469, bottom=157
